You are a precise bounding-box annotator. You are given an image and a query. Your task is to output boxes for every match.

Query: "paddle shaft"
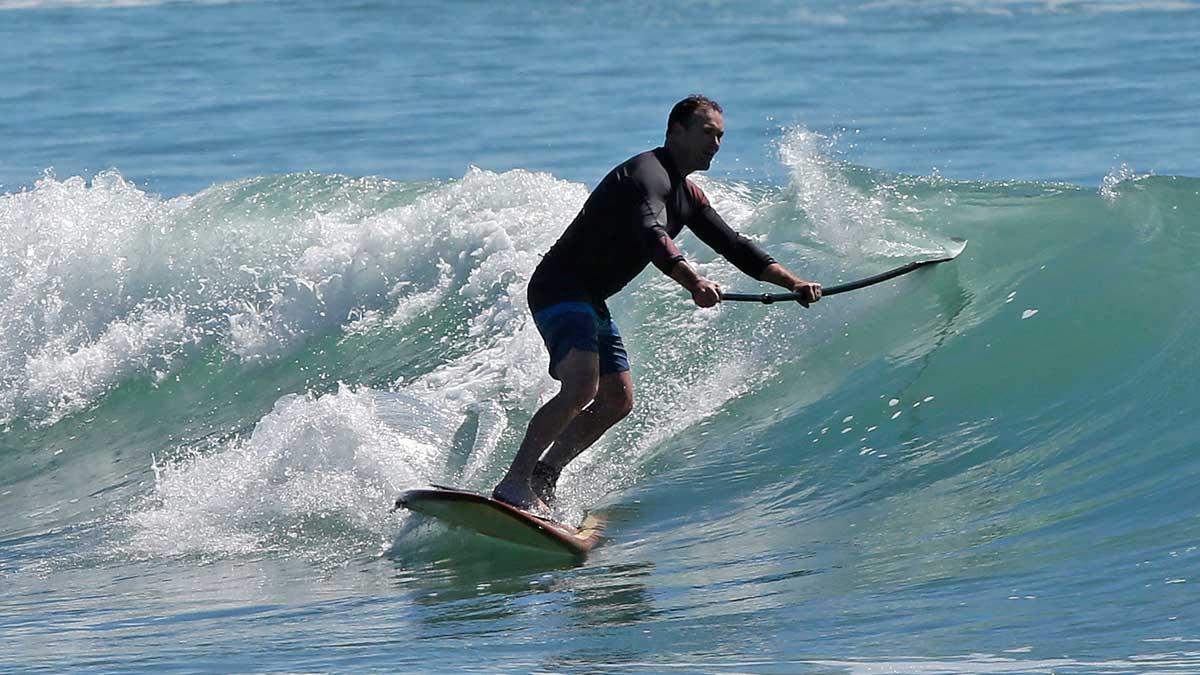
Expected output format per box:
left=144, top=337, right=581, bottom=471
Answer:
left=720, top=251, right=960, bottom=305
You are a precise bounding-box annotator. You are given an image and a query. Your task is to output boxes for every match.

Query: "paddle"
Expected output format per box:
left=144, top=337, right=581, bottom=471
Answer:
left=720, top=238, right=968, bottom=304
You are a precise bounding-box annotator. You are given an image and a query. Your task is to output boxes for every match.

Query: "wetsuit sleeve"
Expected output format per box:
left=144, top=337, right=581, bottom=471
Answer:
left=685, top=183, right=776, bottom=279
left=628, top=176, right=686, bottom=275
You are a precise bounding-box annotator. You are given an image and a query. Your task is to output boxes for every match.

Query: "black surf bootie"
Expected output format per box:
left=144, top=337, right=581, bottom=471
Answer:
left=530, top=461, right=562, bottom=506
left=491, top=482, right=550, bottom=517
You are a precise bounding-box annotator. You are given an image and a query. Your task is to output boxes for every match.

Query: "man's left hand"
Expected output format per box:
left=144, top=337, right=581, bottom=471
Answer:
left=792, top=280, right=822, bottom=307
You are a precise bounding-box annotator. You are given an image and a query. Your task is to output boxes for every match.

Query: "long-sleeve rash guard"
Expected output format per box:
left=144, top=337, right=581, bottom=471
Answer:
left=527, top=147, right=775, bottom=316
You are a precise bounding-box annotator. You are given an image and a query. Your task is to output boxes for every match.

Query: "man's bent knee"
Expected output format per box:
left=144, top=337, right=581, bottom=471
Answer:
left=597, top=373, right=634, bottom=422
left=556, top=349, right=600, bottom=410
left=615, top=392, right=634, bottom=420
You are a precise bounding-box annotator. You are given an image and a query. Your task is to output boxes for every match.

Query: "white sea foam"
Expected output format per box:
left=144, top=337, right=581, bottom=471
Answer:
left=775, top=125, right=943, bottom=261
left=778, top=126, right=889, bottom=256
left=22, top=306, right=197, bottom=425
left=1099, top=163, right=1149, bottom=202
left=0, top=167, right=586, bottom=425
left=127, top=385, right=456, bottom=557
left=0, top=171, right=190, bottom=425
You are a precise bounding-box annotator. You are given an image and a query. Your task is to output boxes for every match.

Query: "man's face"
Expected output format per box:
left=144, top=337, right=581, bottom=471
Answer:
left=672, top=107, right=725, bottom=173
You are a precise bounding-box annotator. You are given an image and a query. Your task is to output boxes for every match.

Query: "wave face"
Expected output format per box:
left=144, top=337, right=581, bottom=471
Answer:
left=3, top=131, right=1199, bottom=671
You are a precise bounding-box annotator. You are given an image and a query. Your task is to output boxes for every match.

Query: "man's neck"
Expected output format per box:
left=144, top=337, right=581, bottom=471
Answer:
left=662, top=144, right=693, bottom=178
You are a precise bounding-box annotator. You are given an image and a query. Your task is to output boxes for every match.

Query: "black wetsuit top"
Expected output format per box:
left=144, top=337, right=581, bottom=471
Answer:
left=527, top=147, right=776, bottom=316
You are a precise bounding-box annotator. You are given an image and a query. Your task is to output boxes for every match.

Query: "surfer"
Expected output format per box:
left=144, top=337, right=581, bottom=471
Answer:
left=492, top=95, right=822, bottom=513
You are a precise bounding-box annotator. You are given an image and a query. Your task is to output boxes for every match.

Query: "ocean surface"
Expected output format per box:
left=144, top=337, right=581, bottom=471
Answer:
left=3, top=1, right=1199, bottom=673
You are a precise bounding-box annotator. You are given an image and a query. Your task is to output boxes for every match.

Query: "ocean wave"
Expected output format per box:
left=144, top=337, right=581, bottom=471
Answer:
left=5, top=149, right=1200, bottom=577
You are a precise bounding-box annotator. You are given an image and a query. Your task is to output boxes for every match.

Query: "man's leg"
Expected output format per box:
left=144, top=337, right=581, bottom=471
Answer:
left=492, top=348, right=599, bottom=511
left=532, top=370, right=634, bottom=503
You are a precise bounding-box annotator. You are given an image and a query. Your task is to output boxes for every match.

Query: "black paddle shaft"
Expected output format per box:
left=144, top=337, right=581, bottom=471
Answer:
left=720, top=239, right=967, bottom=305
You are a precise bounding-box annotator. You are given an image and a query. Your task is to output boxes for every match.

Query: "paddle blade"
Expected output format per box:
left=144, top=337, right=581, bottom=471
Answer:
left=942, top=237, right=968, bottom=261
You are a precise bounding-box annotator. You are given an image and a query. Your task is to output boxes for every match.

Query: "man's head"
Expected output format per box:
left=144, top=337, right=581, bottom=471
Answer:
left=665, top=95, right=725, bottom=175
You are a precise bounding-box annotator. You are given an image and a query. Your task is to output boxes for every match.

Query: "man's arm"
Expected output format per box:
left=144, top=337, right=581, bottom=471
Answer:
left=759, top=262, right=822, bottom=308
left=685, top=185, right=822, bottom=307
left=627, top=174, right=688, bottom=277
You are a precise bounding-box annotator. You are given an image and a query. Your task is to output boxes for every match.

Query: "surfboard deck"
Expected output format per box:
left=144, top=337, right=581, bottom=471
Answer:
left=394, top=485, right=603, bottom=557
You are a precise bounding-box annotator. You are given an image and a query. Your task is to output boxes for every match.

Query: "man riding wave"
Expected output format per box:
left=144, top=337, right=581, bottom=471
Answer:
left=493, top=95, right=822, bottom=513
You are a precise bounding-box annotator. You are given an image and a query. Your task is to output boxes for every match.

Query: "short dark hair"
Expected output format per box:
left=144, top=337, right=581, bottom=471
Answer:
left=667, top=95, right=723, bottom=133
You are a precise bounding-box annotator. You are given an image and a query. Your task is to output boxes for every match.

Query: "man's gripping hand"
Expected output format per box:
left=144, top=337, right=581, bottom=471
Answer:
left=669, top=260, right=722, bottom=308
left=691, top=278, right=721, bottom=308
left=792, top=280, right=822, bottom=308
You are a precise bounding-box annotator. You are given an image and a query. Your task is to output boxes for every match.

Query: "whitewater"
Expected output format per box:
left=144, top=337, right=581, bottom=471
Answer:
left=3, top=1, right=1200, bottom=673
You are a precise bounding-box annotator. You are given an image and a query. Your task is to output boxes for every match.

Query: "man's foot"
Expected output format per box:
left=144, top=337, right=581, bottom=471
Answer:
left=530, top=461, right=562, bottom=506
left=491, top=478, right=551, bottom=517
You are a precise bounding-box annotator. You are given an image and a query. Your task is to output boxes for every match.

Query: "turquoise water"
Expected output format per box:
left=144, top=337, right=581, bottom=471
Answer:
left=3, top=1, right=1200, bottom=673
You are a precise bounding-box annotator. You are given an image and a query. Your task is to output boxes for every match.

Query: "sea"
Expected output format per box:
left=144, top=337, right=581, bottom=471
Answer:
left=2, top=1, right=1199, bottom=673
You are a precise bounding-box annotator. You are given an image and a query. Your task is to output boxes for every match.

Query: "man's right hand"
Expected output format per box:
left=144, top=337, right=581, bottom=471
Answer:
left=669, top=260, right=721, bottom=308
left=691, top=278, right=721, bottom=308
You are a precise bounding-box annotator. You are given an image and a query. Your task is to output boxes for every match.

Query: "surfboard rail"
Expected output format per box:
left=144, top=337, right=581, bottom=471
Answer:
left=394, top=485, right=603, bottom=558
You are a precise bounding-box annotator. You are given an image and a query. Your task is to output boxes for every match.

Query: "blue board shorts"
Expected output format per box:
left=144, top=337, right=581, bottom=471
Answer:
left=532, top=302, right=630, bottom=380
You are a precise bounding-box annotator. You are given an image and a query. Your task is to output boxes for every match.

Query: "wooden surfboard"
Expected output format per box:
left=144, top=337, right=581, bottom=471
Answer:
left=394, top=485, right=603, bottom=558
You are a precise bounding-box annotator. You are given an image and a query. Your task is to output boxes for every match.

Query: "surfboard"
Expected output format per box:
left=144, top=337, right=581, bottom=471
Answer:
left=394, top=485, right=603, bottom=558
